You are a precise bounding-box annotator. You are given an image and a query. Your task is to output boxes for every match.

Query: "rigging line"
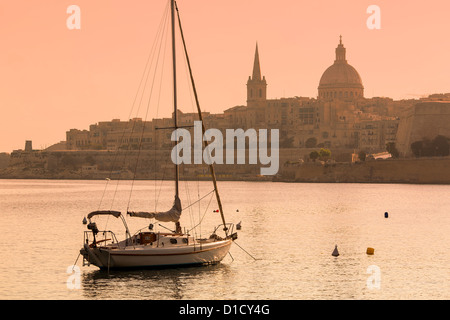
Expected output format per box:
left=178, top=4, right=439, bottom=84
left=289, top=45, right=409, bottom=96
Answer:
left=120, top=2, right=170, bottom=211
left=127, top=11, right=171, bottom=210
left=97, top=178, right=111, bottom=211
left=184, top=180, right=196, bottom=237
left=123, top=5, right=168, bottom=210
left=154, top=12, right=170, bottom=121
left=186, top=190, right=215, bottom=234
left=185, top=181, right=201, bottom=239
left=98, top=1, right=169, bottom=212
left=71, top=253, right=81, bottom=271
left=130, top=3, right=169, bottom=126
left=131, top=0, right=170, bottom=123
left=152, top=5, right=172, bottom=213
left=180, top=27, right=197, bottom=115
left=153, top=130, right=158, bottom=211
left=153, top=156, right=169, bottom=213
left=152, top=39, right=170, bottom=211
left=181, top=189, right=215, bottom=211
left=197, top=176, right=201, bottom=238
left=104, top=3, right=170, bottom=232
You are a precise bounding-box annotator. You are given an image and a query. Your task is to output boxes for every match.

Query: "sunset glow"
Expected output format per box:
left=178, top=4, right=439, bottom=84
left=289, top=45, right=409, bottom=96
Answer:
left=1, top=0, right=449, bottom=152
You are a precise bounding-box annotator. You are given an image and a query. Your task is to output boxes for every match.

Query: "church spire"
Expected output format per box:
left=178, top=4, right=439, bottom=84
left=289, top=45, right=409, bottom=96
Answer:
left=247, top=42, right=267, bottom=106
left=252, top=43, right=262, bottom=81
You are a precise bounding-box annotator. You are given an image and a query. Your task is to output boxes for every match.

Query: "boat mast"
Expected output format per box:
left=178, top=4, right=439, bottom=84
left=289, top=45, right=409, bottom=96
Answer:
left=171, top=0, right=182, bottom=234
left=171, top=0, right=179, bottom=198
left=174, top=1, right=228, bottom=237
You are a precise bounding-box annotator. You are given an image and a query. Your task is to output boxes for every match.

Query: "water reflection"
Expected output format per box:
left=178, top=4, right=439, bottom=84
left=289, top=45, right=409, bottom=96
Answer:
left=1, top=180, right=448, bottom=299
left=81, top=263, right=232, bottom=300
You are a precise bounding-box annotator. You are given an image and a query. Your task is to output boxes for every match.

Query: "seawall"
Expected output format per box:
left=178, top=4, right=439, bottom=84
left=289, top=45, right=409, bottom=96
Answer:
left=1, top=149, right=450, bottom=184
left=277, top=157, right=450, bottom=184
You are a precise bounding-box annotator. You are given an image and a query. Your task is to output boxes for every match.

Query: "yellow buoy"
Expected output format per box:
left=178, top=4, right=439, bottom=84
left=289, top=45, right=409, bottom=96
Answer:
left=366, top=247, right=375, bottom=255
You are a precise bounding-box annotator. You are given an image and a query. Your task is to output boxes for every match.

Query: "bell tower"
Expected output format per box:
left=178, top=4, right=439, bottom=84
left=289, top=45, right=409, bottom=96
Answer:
left=246, top=43, right=267, bottom=107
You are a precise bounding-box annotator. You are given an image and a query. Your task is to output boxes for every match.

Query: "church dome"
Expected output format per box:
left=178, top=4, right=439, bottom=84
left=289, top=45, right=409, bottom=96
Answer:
left=318, top=36, right=364, bottom=100
left=319, top=63, right=363, bottom=88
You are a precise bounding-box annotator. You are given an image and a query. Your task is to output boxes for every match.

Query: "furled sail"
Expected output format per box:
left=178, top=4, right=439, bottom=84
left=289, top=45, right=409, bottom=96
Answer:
left=127, top=195, right=181, bottom=222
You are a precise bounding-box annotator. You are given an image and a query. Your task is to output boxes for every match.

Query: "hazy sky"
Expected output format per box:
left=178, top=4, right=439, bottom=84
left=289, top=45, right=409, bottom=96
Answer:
left=1, top=0, right=449, bottom=152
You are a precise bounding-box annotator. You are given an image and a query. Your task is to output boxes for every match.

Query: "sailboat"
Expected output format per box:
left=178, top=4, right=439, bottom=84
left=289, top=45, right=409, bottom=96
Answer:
left=79, top=0, right=237, bottom=269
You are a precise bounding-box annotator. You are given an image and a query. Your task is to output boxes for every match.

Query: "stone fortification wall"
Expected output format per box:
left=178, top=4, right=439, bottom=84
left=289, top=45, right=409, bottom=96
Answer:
left=396, top=102, right=450, bottom=157
left=279, top=157, right=450, bottom=184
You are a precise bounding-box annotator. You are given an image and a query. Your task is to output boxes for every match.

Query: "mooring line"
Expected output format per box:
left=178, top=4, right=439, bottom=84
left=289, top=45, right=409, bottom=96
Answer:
left=233, top=241, right=258, bottom=261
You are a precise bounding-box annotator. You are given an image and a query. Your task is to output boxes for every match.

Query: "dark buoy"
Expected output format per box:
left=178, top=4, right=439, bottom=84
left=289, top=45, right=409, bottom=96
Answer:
left=82, top=217, right=87, bottom=225
left=384, top=212, right=389, bottom=218
left=332, top=245, right=339, bottom=257
left=236, top=221, right=242, bottom=230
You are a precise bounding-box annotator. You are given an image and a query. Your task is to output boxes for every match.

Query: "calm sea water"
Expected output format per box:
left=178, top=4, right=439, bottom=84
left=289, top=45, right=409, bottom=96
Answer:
left=0, top=179, right=448, bottom=300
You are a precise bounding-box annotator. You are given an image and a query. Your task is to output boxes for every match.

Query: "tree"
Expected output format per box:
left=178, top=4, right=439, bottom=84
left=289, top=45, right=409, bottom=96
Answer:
left=280, top=136, right=294, bottom=148
left=319, top=148, right=331, bottom=160
left=309, top=150, right=319, bottom=161
left=305, top=137, right=317, bottom=148
left=411, top=140, right=423, bottom=157
left=432, top=135, right=449, bottom=156
left=411, top=135, right=449, bottom=157
left=386, top=142, right=399, bottom=158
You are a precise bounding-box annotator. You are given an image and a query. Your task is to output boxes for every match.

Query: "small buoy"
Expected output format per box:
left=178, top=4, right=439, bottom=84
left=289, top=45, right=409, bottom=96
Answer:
left=236, top=209, right=239, bottom=212
left=82, top=217, right=87, bottom=225
left=236, top=221, right=242, bottom=230
left=366, top=247, right=375, bottom=255
left=332, top=245, right=339, bottom=257
left=384, top=212, right=389, bottom=218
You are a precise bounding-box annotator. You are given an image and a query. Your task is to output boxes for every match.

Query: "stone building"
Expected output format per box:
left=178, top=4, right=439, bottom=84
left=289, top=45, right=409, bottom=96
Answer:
left=65, top=37, right=442, bottom=158
left=222, top=37, right=400, bottom=153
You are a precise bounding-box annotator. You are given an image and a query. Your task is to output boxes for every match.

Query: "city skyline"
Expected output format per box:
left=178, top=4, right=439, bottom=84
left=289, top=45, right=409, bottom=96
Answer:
left=1, top=0, right=450, bottom=153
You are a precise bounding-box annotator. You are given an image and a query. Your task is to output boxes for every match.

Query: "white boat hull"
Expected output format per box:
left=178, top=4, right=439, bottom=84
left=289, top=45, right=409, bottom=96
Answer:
left=81, top=239, right=232, bottom=269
